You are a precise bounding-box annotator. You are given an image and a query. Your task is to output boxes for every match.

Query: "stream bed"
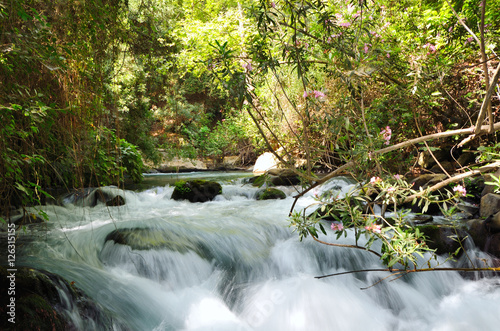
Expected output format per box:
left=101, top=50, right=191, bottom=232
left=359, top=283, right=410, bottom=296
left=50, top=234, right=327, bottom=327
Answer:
left=9, top=172, right=500, bottom=330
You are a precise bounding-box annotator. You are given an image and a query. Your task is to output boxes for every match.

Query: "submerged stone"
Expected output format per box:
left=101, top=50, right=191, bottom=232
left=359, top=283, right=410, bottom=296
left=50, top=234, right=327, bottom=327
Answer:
left=104, top=228, right=211, bottom=259
left=11, top=213, right=46, bottom=226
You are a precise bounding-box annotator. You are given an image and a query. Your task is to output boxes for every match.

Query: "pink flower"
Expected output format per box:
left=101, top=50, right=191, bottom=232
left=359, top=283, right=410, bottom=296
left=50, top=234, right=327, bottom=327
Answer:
left=394, top=174, right=401, bottom=180
left=243, top=62, right=253, bottom=71
left=312, top=90, right=325, bottom=98
left=370, top=176, right=382, bottom=185
left=386, top=53, right=390, bottom=58
left=270, top=2, right=276, bottom=8
left=424, top=43, right=437, bottom=54
left=365, top=224, right=382, bottom=234
left=331, top=222, right=344, bottom=231
left=387, top=187, right=396, bottom=193
left=339, top=22, right=351, bottom=28
left=453, top=185, right=467, bottom=197
left=364, top=43, right=370, bottom=53
left=380, top=126, right=392, bottom=145
left=304, top=90, right=326, bottom=99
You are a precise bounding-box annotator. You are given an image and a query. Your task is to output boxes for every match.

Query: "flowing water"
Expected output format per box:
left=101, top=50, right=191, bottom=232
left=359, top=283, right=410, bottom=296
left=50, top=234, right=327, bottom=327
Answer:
left=15, top=172, right=500, bottom=330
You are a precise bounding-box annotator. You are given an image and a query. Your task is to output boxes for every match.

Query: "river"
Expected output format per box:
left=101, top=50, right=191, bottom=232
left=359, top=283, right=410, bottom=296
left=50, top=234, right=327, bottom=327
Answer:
left=14, top=172, right=500, bottom=330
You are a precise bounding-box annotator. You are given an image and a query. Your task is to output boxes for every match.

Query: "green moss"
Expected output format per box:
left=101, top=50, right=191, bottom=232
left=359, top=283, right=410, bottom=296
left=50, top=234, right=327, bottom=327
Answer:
left=174, top=180, right=191, bottom=193
left=16, top=294, right=66, bottom=331
left=171, top=179, right=222, bottom=202
left=256, top=188, right=286, bottom=200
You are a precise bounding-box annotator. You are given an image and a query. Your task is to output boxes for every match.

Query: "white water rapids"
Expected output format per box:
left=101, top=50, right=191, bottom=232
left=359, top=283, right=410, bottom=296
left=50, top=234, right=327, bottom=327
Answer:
left=16, top=172, right=500, bottom=330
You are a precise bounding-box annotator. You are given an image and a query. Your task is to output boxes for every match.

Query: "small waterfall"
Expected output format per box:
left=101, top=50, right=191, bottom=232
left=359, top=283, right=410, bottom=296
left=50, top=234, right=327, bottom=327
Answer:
left=13, top=173, right=500, bottom=330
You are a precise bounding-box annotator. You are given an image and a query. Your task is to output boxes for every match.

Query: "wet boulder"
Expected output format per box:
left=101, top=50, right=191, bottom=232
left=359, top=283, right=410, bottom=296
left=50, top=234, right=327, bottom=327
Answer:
left=62, top=188, right=126, bottom=207
left=467, top=218, right=500, bottom=258
left=467, top=219, right=489, bottom=251
left=103, top=228, right=210, bottom=258
left=480, top=193, right=500, bottom=219
left=256, top=188, right=286, bottom=200
left=248, top=169, right=301, bottom=187
left=171, top=180, right=222, bottom=202
left=0, top=267, right=119, bottom=331
left=267, top=168, right=301, bottom=186
left=485, top=212, right=500, bottom=232
left=106, top=195, right=125, bottom=207
left=486, top=234, right=500, bottom=258
left=417, top=224, right=466, bottom=256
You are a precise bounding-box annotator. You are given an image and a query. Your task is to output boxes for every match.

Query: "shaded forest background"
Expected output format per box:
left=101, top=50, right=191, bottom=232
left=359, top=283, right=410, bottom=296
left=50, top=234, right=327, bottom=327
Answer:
left=1, top=0, right=499, bottom=217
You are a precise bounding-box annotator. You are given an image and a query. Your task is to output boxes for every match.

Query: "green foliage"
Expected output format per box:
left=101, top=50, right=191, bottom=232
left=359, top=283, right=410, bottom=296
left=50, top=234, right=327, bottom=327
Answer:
left=291, top=175, right=468, bottom=269
left=485, top=173, right=500, bottom=194
left=0, top=0, right=141, bottom=214
left=477, top=143, right=500, bottom=162
left=88, top=128, right=144, bottom=186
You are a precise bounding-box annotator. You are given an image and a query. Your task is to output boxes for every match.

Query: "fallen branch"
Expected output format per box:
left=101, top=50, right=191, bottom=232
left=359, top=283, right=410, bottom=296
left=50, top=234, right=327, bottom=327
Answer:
left=315, top=266, right=500, bottom=282
left=290, top=121, right=500, bottom=216
left=402, top=161, right=500, bottom=204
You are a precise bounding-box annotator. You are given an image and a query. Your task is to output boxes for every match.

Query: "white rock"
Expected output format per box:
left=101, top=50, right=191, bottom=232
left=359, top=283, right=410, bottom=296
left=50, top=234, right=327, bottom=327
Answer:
left=253, top=152, right=279, bottom=174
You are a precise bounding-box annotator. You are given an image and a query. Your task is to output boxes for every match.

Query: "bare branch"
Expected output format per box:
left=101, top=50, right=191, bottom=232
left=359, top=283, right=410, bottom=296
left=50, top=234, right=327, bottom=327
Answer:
left=289, top=121, right=500, bottom=216
left=316, top=266, right=500, bottom=282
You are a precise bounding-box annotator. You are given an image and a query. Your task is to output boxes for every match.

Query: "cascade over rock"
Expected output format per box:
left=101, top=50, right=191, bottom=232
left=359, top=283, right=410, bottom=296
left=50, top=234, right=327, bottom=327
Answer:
left=0, top=267, right=122, bottom=331
left=104, top=228, right=211, bottom=258
left=417, top=225, right=466, bottom=255
left=62, top=188, right=126, bottom=208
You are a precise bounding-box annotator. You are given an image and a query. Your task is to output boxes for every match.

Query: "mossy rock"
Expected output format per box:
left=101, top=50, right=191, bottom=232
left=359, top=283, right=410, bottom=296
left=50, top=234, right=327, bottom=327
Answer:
left=256, top=188, right=286, bottom=200
left=171, top=179, right=222, bottom=202
left=0, top=267, right=118, bottom=331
